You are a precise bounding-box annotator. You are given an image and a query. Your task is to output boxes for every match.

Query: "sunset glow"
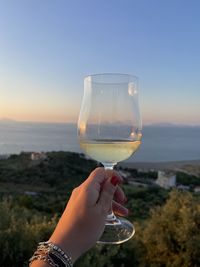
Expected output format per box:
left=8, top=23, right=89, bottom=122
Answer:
left=1, top=1, right=200, bottom=125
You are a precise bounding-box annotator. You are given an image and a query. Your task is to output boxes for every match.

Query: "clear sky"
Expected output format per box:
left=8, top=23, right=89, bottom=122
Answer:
left=1, top=0, right=200, bottom=125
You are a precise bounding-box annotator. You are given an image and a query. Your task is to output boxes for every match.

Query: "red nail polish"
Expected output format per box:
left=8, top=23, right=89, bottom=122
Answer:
left=110, top=176, right=119, bottom=186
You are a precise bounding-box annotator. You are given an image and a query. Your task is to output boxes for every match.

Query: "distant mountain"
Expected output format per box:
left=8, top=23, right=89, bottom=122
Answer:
left=145, top=122, right=200, bottom=127
left=145, top=123, right=175, bottom=127
left=0, top=118, right=16, bottom=122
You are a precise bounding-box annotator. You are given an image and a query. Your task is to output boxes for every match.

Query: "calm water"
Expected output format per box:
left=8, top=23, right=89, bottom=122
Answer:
left=0, top=121, right=199, bottom=162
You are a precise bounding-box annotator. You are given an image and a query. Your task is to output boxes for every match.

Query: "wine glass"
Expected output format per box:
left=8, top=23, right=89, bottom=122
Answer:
left=77, top=73, right=142, bottom=244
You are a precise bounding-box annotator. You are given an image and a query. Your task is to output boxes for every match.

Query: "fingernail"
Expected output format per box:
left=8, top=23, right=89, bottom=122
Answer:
left=110, top=175, right=119, bottom=186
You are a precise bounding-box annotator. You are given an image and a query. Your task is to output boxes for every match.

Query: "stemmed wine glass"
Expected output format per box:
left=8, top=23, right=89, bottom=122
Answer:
left=77, top=73, right=142, bottom=244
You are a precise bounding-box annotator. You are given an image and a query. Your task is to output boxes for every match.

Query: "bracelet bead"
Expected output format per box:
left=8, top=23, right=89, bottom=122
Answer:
left=29, top=241, right=73, bottom=267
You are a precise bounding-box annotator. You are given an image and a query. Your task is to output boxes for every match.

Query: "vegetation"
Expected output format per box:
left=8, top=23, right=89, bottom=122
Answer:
left=176, top=171, right=200, bottom=186
left=138, top=190, right=200, bottom=267
left=123, top=185, right=168, bottom=220
left=0, top=152, right=199, bottom=266
left=0, top=199, right=57, bottom=267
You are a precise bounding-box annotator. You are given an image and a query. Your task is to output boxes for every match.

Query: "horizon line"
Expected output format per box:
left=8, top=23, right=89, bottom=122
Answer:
left=0, top=118, right=200, bottom=127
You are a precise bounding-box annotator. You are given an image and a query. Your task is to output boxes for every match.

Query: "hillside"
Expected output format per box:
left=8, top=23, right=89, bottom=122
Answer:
left=0, top=152, right=200, bottom=267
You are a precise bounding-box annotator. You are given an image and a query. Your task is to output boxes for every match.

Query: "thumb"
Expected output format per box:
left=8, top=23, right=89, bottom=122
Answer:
left=98, top=175, right=120, bottom=214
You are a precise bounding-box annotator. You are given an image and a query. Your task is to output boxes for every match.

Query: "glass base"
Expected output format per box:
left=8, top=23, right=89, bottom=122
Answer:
left=97, top=216, right=135, bottom=244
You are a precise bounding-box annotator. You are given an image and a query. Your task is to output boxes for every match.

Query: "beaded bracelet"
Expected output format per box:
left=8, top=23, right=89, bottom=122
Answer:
left=29, top=241, right=73, bottom=267
left=29, top=254, right=59, bottom=267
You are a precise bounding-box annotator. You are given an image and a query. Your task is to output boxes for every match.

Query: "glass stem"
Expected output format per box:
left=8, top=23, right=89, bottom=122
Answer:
left=104, top=163, right=117, bottom=222
left=104, top=163, right=115, bottom=170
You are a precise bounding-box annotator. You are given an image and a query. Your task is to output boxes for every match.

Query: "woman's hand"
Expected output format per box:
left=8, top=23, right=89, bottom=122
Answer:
left=49, top=167, right=129, bottom=263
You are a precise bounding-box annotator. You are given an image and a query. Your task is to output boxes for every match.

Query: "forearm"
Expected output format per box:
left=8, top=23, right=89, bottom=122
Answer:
left=30, top=261, right=49, bottom=267
left=29, top=168, right=125, bottom=267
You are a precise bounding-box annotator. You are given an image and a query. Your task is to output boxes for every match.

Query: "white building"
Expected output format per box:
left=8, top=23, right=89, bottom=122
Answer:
left=31, top=152, right=47, bottom=161
left=176, top=184, right=190, bottom=191
left=155, top=171, right=176, bottom=189
left=194, top=186, right=200, bottom=193
left=0, top=154, right=10, bottom=160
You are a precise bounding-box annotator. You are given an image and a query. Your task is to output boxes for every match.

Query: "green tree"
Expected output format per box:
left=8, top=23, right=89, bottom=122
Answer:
left=0, top=199, right=57, bottom=267
left=139, top=190, right=200, bottom=267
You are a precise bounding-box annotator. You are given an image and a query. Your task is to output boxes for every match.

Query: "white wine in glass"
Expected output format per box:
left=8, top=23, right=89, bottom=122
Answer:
left=78, top=73, right=142, bottom=244
left=80, top=140, right=141, bottom=165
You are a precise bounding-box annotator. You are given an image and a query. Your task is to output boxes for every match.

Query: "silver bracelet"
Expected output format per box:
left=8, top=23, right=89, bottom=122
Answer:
left=29, top=241, right=73, bottom=267
left=29, top=254, right=59, bottom=267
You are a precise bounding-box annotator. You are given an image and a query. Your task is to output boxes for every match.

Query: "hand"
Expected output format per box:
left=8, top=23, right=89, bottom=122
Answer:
left=49, top=167, right=128, bottom=263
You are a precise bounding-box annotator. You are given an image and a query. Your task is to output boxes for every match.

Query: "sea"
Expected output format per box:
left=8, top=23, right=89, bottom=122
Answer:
left=0, top=121, right=199, bottom=162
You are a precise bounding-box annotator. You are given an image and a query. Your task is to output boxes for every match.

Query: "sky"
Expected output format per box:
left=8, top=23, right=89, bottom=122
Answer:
left=0, top=0, right=200, bottom=125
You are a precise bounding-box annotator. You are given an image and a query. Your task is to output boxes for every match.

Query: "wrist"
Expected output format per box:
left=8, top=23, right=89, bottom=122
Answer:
left=49, top=232, right=81, bottom=263
left=29, top=241, right=73, bottom=267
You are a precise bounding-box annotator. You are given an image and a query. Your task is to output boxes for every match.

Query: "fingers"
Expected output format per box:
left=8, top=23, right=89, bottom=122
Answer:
left=84, top=168, right=123, bottom=191
left=104, top=170, right=126, bottom=204
left=105, top=169, right=123, bottom=184
left=97, top=175, right=121, bottom=214
left=114, top=186, right=126, bottom=204
left=84, top=167, right=106, bottom=191
left=84, top=168, right=127, bottom=216
left=112, top=201, right=129, bottom=217
left=87, top=167, right=106, bottom=183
